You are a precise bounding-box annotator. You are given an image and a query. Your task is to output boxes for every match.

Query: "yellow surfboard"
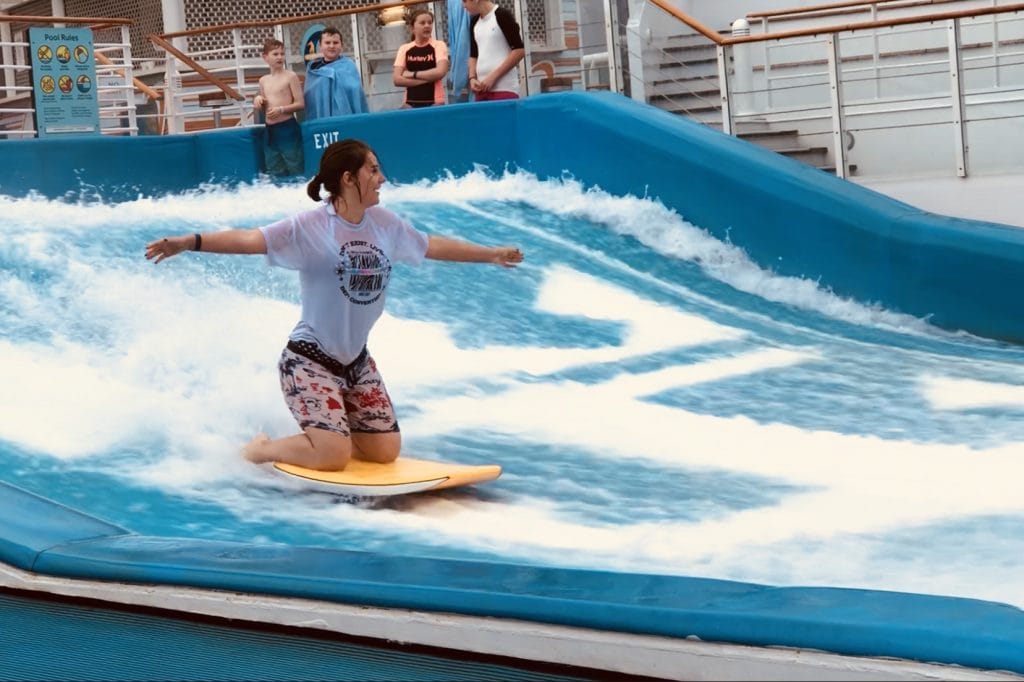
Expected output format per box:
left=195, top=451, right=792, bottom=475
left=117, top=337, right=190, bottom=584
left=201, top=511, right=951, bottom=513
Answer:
left=271, top=457, right=502, bottom=497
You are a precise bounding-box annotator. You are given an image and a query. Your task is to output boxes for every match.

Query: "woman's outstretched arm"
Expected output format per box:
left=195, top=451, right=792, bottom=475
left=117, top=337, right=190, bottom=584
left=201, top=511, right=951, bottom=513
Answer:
left=425, top=235, right=523, bottom=268
left=145, top=228, right=267, bottom=264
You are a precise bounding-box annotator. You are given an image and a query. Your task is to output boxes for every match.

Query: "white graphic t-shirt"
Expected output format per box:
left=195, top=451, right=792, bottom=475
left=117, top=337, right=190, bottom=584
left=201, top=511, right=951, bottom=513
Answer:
left=261, top=202, right=429, bottom=364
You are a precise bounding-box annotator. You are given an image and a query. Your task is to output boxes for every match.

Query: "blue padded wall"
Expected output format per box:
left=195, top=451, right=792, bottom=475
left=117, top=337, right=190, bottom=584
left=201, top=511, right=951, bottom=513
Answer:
left=299, top=102, right=520, bottom=182
left=0, top=126, right=263, bottom=201
left=513, top=93, right=1024, bottom=342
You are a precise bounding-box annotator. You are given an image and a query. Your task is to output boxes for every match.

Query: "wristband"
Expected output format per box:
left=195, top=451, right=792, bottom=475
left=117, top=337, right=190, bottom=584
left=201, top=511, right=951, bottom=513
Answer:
left=194, top=233, right=202, bottom=252
left=412, top=71, right=419, bottom=80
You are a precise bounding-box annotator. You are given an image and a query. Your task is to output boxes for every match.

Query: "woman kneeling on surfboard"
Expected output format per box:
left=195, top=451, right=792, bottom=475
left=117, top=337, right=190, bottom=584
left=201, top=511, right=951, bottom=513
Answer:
left=144, top=139, right=523, bottom=471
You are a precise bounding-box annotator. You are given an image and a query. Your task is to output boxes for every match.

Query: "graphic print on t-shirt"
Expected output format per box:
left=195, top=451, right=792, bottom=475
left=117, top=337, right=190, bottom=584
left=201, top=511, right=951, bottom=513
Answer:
left=335, top=240, right=392, bottom=305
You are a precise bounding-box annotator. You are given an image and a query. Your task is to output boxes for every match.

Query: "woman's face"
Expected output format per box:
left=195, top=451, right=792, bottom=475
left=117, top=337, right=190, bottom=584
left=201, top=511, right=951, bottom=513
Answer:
left=353, top=153, right=385, bottom=208
left=412, top=13, right=433, bottom=42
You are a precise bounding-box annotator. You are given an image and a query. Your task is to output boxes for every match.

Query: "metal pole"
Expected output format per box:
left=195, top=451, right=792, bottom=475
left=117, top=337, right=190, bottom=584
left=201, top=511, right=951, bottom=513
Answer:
left=871, top=3, right=880, bottom=99
left=233, top=27, right=247, bottom=124
left=602, top=0, right=622, bottom=93
left=716, top=44, right=733, bottom=135
left=731, top=18, right=751, bottom=116
left=0, top=24, right=12, bottom=96
left=349, top=14, right=367, bottom=91
left=990, top=2, right=1001, bottom=89
left=826, top=34, right=848, bottom=179
left=165, top=51, right=182, bottom=134
left=121, top=25, right=139, bottom=135
left=513, top=0, right=529, bottom=96
left=948, top=18, right=968, bottom=177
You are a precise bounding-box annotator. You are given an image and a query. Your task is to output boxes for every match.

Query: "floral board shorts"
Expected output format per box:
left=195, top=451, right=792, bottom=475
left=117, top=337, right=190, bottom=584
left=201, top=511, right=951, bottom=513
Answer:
left=278, top=341, right=399, bottom=437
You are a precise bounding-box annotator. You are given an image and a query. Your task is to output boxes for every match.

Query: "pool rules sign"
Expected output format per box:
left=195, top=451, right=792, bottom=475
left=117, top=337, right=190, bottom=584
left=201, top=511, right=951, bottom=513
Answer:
left=29, top=27, right=100, bottom=137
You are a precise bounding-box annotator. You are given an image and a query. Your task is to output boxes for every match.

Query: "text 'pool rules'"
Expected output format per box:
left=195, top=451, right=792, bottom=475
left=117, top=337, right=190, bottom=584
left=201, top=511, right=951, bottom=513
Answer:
left=29, top=26, right=100, bottom=137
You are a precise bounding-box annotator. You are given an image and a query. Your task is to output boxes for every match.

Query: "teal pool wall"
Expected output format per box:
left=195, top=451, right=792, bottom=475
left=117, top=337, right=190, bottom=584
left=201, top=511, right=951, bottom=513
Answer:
left=3, top=479, right=1024, bottom=674
left=2, top=92, right=1022, bottom=341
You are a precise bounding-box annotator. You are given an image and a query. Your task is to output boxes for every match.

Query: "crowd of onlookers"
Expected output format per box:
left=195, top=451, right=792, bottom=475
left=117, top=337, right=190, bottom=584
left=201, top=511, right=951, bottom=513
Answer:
left=253, top=0, right=525, bottom=176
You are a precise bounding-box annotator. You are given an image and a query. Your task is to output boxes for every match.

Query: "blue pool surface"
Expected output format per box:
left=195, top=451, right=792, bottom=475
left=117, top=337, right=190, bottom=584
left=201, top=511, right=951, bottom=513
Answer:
left=2, top=92, right=1024, bottom=675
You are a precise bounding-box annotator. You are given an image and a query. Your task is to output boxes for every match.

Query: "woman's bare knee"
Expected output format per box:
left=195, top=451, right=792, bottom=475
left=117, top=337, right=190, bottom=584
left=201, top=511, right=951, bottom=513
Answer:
left=352, top=432, right=401, bottom=463
left=305, top=428, right=353, bottom=470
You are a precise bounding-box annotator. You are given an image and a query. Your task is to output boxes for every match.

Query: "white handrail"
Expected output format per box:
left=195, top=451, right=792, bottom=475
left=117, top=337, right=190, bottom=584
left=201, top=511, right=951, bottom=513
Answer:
left=635, top=0, right=1024, bottom=179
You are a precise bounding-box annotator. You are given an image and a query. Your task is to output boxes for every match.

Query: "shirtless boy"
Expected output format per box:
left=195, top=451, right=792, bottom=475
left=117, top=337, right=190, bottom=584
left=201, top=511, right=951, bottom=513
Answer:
left=253, top=38, right=305, bottom=176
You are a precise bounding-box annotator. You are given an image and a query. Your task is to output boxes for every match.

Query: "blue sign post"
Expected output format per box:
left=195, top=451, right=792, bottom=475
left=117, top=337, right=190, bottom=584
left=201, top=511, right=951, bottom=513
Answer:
left=29, top=26, right=100, bottom=137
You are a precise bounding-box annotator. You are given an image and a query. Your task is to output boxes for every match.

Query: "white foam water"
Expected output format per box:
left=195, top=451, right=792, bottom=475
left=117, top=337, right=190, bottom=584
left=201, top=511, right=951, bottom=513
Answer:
left=1, top=171, right=1023, bottom=610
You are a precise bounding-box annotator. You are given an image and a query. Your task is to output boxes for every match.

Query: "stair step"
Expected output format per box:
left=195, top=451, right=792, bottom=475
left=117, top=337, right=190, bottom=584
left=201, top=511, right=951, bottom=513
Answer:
left=650, top=100, right=721, bottom=115
left=654, top=57, right=717, bottom=72
left=650, top=81, right=719, bottom=97
left=820, top=164, right=859, bottom=175
left=736, top=129, right=800, bottom=139
left=736, top=130, right=804, bottom=152
left=660, top=50, right=716, bottom=64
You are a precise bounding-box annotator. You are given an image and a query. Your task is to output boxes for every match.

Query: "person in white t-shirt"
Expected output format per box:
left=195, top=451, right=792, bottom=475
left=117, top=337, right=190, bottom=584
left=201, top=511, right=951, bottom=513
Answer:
left=463, top=0, right=525, bottom=101
left=144, top=139, right=524, bottom=472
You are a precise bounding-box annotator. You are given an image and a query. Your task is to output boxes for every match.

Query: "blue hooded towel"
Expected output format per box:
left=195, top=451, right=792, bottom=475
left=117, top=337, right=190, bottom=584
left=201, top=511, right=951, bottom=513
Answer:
left=304, top=56, right=369, bottom=119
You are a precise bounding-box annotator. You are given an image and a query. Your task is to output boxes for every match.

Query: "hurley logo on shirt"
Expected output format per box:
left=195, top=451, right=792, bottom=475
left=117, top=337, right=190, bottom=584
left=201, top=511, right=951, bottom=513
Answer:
left=335, top=241, right=392, bottom=305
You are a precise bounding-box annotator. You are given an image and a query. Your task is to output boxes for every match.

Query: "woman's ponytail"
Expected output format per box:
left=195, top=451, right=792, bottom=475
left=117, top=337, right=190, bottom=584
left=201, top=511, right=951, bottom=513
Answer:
left=306, top=173, right=322, bottom=202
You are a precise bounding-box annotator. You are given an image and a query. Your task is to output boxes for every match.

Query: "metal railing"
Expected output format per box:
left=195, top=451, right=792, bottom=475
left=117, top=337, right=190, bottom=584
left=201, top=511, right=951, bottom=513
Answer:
left=636, top=0, right=1024, bottom=179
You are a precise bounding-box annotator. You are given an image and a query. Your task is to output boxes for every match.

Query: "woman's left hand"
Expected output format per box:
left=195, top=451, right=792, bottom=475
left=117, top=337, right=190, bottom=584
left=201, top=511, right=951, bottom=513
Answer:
left=493, top=247, right=524, bottom=268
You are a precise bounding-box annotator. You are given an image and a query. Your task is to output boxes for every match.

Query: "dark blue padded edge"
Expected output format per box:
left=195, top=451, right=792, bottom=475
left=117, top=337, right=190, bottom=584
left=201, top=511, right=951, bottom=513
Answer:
left=0, top=481, right=128, bottom=570
left=4, top=480, right=1024, bottom=674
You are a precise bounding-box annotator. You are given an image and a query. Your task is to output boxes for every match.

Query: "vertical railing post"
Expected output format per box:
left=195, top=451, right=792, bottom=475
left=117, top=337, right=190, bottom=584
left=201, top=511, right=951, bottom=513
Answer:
left=232, top=27, right=247, bottom=125
left=513, top=0, right=530, bottom=96
left=277, top=23, right=292, bottom=70
left=871, top=3, right=880, bottom=99
left=625, top=7, right=649, bottom=104
left=164, top=51, right=182, bottom=134
left=991, top=6, right=1001, bottom=89
left=948, top=17, right=968, bottom=177
left=716, top=43, right=733, bottom=135
left=350, top=14, right=366, bottom=91
left=121, top=25, right=139, bottom=135
left=826, top=33, right=848, bottom=179
left=0, top=23, right=14, bottom=97
left=731, top=19, right=751, bottom=116
left=602, top=0, right=622, bottom=93
left=761, top=18, right=773, bottom=109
